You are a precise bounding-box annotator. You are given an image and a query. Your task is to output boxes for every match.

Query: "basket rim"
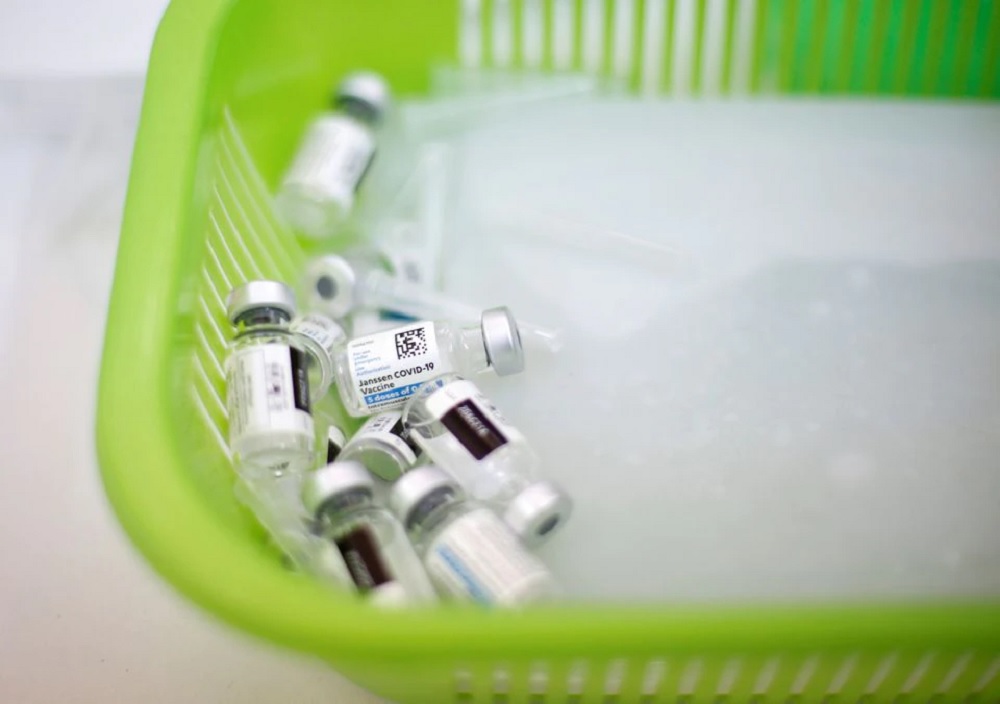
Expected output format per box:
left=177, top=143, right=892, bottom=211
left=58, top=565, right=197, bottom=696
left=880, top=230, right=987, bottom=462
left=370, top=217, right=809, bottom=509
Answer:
left=97, top=0, right=1000, bottom=661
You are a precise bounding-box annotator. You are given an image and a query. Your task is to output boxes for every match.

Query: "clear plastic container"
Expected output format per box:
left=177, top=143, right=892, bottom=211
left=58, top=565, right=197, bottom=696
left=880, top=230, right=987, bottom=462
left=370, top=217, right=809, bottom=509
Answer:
left=225, top=281, right=314, bottom=478
left=389, top=466, right=555, bottom=606
left=402, top=374, right=571, bottom=547
left=331, top=307, right=524, bottom=417
left=275, top=72, right=389, bottom=238
left=302, top=461, right=435, bottom=607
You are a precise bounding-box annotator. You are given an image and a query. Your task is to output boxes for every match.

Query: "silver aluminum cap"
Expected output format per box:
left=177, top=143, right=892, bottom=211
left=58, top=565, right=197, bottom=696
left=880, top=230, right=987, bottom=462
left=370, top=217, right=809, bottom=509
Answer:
left=301, top=461, right=374, bottom=517
left=303, top=255, right=358, bottom=320
left=481, top=306, right=524, bottom=376
left=503, top=481, right=572, bottom=547
left=388, top=466, right=457, bottom=524
left=336, top=71, right=391, bottom=121
left=226, top=280, right=296, bottom=324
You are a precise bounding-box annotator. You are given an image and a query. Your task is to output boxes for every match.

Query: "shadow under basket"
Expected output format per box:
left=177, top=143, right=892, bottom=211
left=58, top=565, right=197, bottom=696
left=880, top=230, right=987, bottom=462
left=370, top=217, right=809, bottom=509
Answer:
left=97, top=0, right=1000, bottom=701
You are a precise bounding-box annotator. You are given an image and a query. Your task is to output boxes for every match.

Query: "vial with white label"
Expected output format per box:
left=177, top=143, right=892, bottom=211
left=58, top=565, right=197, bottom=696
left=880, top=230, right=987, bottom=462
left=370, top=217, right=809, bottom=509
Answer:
left=338, top=410, right=420, bottom=481
left=389, top=466, right=556, bottom=606
left=225, top=281, right=314, bottom=478
left=290, top=312, right=346, bottom=403
left=275, top=72, right=389, bottom=239
left=302, top=461, right=435, bottom=607
left=330, top=306, right=524, bottom=417
left=402, top=374, right=571, bottom=547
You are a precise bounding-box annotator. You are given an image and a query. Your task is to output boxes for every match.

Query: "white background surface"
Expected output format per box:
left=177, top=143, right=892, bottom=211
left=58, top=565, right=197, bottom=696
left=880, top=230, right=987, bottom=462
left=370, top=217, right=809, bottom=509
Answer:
left=0, top=2, right=382, bottom=702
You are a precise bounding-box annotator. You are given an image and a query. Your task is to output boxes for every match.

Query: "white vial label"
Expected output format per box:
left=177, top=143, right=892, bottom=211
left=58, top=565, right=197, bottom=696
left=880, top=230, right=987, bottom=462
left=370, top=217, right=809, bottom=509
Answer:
left=425, top=508, right=553, bottom=606
left=347, top=321, right=444, bottom=412
left=226, top=344, right=312, bottom=472
left=292, top=313, right=346, bottom=359
left=424, top=380, right=524, bottom=460
left=283, top=114, right=375, bottom=208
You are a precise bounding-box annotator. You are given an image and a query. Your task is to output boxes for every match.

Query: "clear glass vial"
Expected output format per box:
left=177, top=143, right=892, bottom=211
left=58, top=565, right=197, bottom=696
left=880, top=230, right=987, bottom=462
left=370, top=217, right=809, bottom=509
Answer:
left=225, top=280, right=314, bottom=478
left=389, top=466, right=556, bottom=606
left=338, top=410, right=420, bottom=481
left=275, top=72, right=390, bottom=239
left=302, top=249, right=398, bottom=321
left=331, top=306, right=524, bottom=418
left=290, top=312, right=346, bottom=403
left=302, top=461, right=435, bottom=606
left=402, top=374, right=571, bottom=547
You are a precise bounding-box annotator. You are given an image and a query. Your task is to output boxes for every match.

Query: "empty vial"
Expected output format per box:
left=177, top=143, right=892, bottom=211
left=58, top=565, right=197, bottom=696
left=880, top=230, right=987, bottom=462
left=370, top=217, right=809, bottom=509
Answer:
left=402, top=374, right=571, bottom=547
left=303, top=249, right=399, bottom=321
left=290, top=312, right=346, bottom=403
left=338, top=410, right=420, bottom=481
left=331, top=306, right=524, bottom=417
left=226, top=281, right=314, bottom=478
left=302, top=461, right=435, bottom=606
left=275, top=72, right=390, bottom=239
left=389, top=466, right=556, bottom=606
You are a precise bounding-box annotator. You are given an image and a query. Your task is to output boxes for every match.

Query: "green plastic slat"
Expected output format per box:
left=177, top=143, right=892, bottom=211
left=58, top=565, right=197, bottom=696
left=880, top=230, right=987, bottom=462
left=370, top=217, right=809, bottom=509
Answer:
left=862, top=0, right=892, bottom=93
left=907, top=0, right=936, bottom=95
left=966, top=1, right=997, bottom=95
left=660, top=0, right=678, bottom=93
left=886, top=0, right=920, bottom=95
left=936, top=0, right=967, bottom=96
left=689, top=0, right=707, bottom=93
left=719, top=0, right=738, bottom=93
left=749, top=0, right=769, bottom=92
left=980, top=0, right=1000, bottom=96
left=629, top=0, right=647, bottom=91
left=777, top=0, right=799, bottom=92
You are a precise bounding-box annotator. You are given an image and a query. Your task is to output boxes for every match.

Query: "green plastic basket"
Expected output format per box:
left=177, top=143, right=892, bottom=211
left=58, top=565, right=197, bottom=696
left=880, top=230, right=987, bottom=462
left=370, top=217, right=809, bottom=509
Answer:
left=98, top=0, right=1000, bottom=701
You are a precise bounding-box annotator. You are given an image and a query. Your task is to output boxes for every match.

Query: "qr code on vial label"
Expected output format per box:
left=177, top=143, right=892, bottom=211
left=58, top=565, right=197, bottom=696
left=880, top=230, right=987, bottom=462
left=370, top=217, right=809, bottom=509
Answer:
left=395, top=327, right=428, bottom=359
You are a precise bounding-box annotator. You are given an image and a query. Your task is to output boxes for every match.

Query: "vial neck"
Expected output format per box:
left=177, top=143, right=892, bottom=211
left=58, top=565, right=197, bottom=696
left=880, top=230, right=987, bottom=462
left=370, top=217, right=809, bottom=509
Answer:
left=335, top=97, right=379, bottom=126
left=458, top=325, right=489, bottom=372
left=406, top=487, right=458, bottom=534
left=316, top=489, right=373, bottom=522
left=235, top=307, right=291, bottom=331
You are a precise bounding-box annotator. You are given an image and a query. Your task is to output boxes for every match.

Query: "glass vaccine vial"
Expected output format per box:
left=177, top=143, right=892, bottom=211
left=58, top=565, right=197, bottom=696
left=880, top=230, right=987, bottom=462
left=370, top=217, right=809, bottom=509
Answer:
left=302, top=249, right=398, bottom=321
left=275, top=72, right=390, bottom=239
left=302, top=461, right=435, bottom=607
left=225, top=281, right=314, bottom=478
left=290, top=312, right=346, bottom=403
left=338, top=410, right=421, bottom=481
left=331, top=306, right=524, bottom=418
left=402, top=374, right=571, bottom=547
left=389, top=466, right=556, bottom=606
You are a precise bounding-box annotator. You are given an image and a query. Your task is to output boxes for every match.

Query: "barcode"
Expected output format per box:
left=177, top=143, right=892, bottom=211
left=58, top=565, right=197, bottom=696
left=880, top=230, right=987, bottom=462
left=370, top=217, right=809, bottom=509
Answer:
left=395, top=326, right=428, bottom=359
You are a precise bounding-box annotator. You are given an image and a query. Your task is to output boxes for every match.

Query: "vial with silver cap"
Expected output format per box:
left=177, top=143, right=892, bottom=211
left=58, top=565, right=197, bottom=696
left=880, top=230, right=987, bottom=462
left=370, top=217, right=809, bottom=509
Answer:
left=389, top=466, right=556, bottom=606
left=275, top=71, right=390, bottom=239
left=302, top=461, right=435, bottom=606
left=401, top=374, right=571, bottom=547
left=302, top=249, right=400, bottom=322
left=225, top=280, right=314, bottom=478
left=329, top=306, right=525, bottom=417
left=338, top=410, right=421, bottom=481
left=289, top=312, right=347, bottom=403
